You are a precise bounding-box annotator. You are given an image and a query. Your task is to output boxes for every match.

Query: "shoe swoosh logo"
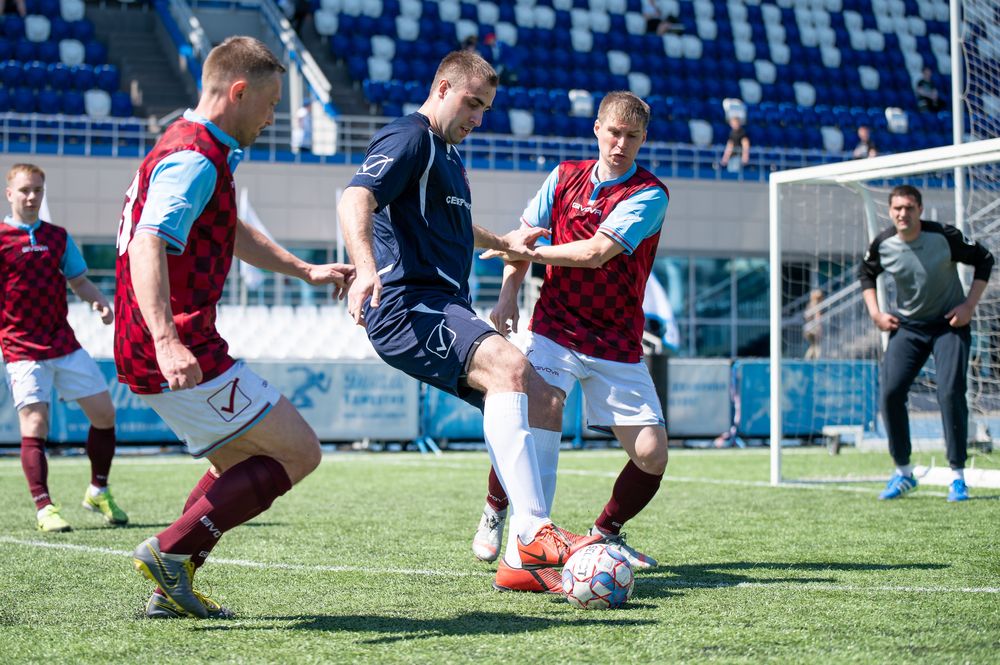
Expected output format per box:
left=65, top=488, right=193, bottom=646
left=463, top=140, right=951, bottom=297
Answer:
left=150, top=547, right=180, bottom=587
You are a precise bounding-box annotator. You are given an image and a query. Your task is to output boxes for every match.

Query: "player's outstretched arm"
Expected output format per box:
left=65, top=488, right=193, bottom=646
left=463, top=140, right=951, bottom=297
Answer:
left=67, top=275, right=114, bottom=325
left=128, top=233, right=202, bottom=390
left=234, top=217, right=355, bottom=298
left=337, top=186, right=381, bottom=325
left=490, top=260, right=530, bottom=335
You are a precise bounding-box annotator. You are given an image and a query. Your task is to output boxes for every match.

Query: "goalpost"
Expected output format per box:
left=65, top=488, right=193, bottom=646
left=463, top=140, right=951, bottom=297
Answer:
left=766, top=0, right=1000, bottom=485
left=768, top=139, right=1000, bottom=485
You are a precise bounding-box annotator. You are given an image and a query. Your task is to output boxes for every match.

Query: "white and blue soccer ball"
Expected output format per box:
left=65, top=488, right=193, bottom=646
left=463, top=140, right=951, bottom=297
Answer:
left=561, top=543, right=634, bottom=610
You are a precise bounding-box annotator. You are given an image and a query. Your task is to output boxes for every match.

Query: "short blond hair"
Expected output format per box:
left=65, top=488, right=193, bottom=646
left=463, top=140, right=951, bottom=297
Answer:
left=201, top=36, right=286, bottom=94
left=432, top=51, right=498, bottom=93
left=6, top=163, right=45, bottom=183
left=597, top=91, right=651, bottom=131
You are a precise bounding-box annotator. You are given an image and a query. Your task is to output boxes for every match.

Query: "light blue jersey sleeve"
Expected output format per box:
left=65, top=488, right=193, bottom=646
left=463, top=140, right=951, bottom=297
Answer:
left=598, top=186, right=669, bottom=255
left=519, top=166, right=561, bottom=231
left=60, top=232, right=87, bottom=279
left=135, top=150, right=218, bottom=255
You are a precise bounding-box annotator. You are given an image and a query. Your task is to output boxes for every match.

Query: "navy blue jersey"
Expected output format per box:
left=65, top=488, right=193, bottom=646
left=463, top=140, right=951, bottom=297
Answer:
left=347, top=112, right=474, bottom=301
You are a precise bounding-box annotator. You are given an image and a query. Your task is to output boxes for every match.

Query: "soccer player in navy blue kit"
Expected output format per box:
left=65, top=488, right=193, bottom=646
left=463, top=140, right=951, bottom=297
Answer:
left=860, top=185, right=994, bottom=501
left=338, top=51, right=599, bottom=577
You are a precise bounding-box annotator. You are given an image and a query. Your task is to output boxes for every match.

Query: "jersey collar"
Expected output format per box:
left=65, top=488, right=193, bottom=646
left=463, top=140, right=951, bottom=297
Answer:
left=3, top=215, right=40, bottom=232
left=589, top=162, right=636, bottom=198
left=183, top=109, right=245, bottom=169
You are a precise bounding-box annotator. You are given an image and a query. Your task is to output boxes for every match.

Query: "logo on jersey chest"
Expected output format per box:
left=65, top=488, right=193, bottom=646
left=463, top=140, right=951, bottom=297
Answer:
left=572, top=201, right=603, bottom=216
left=21, top=245, right=49, bottom=253
left=446, top=195, right=472, bottom=211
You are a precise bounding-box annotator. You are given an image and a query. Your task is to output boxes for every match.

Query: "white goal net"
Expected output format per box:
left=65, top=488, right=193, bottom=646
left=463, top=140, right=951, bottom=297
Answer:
left=767, top=138, right=1000, bottom=485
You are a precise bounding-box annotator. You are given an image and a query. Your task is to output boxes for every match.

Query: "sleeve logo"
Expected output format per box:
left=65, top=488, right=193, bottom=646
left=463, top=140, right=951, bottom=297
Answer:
left=357, top=154, right=394, bottom=178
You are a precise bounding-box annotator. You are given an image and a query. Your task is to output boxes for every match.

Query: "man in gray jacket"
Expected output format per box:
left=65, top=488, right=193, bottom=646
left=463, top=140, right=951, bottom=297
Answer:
left=859, top=185, right=994, bottom=502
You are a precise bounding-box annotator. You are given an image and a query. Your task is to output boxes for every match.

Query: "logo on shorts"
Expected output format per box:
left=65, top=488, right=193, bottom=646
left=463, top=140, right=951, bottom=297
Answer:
left=207, top=378, right=251, bottom=422
left=357, top=154, right=394, bottom=178
left=426, top=321, right=457, bottom=359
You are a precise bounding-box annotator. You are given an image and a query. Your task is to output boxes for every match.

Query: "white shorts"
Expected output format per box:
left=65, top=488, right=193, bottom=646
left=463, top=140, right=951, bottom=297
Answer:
left=138, top=360, right=281, bottom=459
left=520, top=332, right=665, bottom=433
left=5, top=348, right=108, bottom=410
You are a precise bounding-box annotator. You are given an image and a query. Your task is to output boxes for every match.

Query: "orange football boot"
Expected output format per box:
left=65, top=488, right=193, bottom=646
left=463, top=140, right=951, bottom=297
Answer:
left=492, top=558, right=563, bottom=594
left=516, top=523, right=602, bottom=568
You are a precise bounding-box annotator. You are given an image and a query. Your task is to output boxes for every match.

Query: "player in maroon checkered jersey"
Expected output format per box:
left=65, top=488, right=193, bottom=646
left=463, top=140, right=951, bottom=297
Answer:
left=115, top=37, right=354, bottom=620
left=2, top=163, right=127, bottom=533
left=471, top=92, right=671, bottom=582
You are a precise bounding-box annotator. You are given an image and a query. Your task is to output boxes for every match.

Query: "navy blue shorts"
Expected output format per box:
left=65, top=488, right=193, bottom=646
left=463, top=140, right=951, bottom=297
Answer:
left=364, top=289, right=497, bottom=408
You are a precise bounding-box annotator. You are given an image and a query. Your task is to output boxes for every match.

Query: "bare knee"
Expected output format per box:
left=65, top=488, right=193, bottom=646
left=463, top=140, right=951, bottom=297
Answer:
left=286, top=433, right=322, bottom=484
left=632, top=431, right=669, bottom=475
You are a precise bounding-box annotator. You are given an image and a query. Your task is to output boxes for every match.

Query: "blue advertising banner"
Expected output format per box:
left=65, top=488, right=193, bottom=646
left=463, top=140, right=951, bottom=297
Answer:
left=734, top=360, right=879, bottom=437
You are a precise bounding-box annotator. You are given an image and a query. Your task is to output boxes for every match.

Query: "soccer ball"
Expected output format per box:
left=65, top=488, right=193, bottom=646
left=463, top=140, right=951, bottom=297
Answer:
left=561, top=543, right=634, bottom=609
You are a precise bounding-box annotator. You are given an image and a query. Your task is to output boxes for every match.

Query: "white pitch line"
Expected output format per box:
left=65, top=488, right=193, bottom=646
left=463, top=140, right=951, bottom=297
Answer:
left=1, top=536, right=996, bottom=594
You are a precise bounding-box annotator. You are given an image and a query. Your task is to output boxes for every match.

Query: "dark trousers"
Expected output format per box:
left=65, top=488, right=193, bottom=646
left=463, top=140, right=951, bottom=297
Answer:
left=881, top=318, right=970, bottom=469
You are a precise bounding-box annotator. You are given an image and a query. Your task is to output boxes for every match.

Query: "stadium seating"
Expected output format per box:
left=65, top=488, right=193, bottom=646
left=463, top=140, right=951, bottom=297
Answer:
left=315, top=0, right=956, bottom=153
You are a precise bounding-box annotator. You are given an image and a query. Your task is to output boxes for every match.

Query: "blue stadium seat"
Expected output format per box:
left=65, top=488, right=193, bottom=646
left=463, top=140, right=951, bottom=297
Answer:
left=0, top=36, right=11, bottom=61
left=70, top=64, right=95, bottom=90
left=0, top=86, right=9, bottom=111
left=3, top=15, right=25, bottom=41
left=14, top=38, right=37, bottom=61
left=84, top=40, right=107, bottom=66
left=47, top=61, right=70, bottom=89
left=12, top=86, right=35, bottom=113
left=36, top=39, right=58, bottom=63
left=61, top=89, right=84, bottom=114
left=49, top=16, right=70, bottom=41
left=36, top=88, right=60, bottom=113
left=109, top=90, right=132, bottom=117
left=69, top=19, right=95, bottom=43
left=95, top=63, right=119, bottom=92
left=362, top=79, right=386, bottom=105
left=23, top=60, right=46, bottom=89
left=1, top=58, right=22, bottom=86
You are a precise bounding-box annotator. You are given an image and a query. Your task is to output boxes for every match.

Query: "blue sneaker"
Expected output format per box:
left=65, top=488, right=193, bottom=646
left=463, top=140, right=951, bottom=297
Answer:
left=947, top=479, right=969, bottom=502
left=878, top=473, right=918, bottom=500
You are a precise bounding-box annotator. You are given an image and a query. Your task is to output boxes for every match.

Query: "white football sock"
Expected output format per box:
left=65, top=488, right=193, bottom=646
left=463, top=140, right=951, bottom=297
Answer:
left=88, top=484, right=107, bottom=497
left=897, top=463, right=914, bottom=477
left=952, top=468, right=964, bottom=481
left=482, top=393, right=549, bottom=549
left=532, top=427, right=561, bottom=513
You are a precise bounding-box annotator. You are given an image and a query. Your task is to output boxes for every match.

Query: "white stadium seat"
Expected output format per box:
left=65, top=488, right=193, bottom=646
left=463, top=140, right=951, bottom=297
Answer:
left=820, top=126, right=844, bottom=152
left=366, top=56, right=391, bottom=82
left=552, top=0, right=573, bottom=10
left=865, top=30, right=885, bottom=51
left=477, top=2, right=500, bottom=25
left=624, top=12, right=646, bottom=35
left=820, top=45, right=841, bottom=67
left=60, top=0, right=85, bottom=21
left=570, top=28, right=593, bottom=52
left=509, top=110, right=535, bottom=137
left=438, top=0, right=460, bottom=23
left=399, top=0, right=421, bottom=19
left=761, top=3, right=782, bottom=25
left=628, top=72, right=651, bottom=98
left=764, top=23, right=786, bottom=44
left=793, top=81, right=816, bottom=106
left=696, top=19, right=717, bottom=40
left=929, top=33, right=948, bottom=56
left=341, top=0, right=362, bottom=16
left=753, top=59, right=776, bottom=84
left=515, top=0, right=536, bottom=7
left=817, top=26, right=836, bottom=47
left=725, top=2, right=745, bottom=21
left=682, top=35, right=702, bottom=59
left=824, top=0, right=842, bottom=11
left=514, top=4, right=535, bottom=28
left=361, top=0, right=381, bottom=17
left=395, top=15, right=419, bottom=41
left=589, top=0, right=608, bottom=11
left=842, top=10, right=862, bottom=30
left=589, top=10, right=611, bottom=33
left=533, top=6, right=556, bottom=29
left=848, top=28, right=867, bottom=51
left=734, top=40, right=755, bottom=62
left=770, top=43, right=790, bottom=64
left=694, top=0, right=714, bottom=19
left=732, top=21, right=752, bottom=41
left=495, top=22, right=518, bottom=46
left=908, top=16, right=926, bottom=36
left=455, top=19, right=478, bottom=43
left=25, top=15, right=51, bottom=42
left=885, top=107, right=909, bottom=133
left=606, top=0, right=626, bottom=13
left=799, top=26, right=818, bottom=47
left=738, top=78, right=762, bottom=104
left=315, top=10, right=339, bottom=36
left=370, top=35, right=395, bottom=60
left=84, top=89, right=111, bottom=118
left=662, top=34, right=683, bottom=58
left=319, top=0, right=340, bottom=11
left=688, top=119, right=713, bottom=146
left=568, top=89, right=594, bottom=117
left=59, top=39, right=84, bottom=66
left=858, top=66, right=880, bottom=90
left=570, top=8, right=591, bottom=29
left=607, top=50, right=631, bottom=75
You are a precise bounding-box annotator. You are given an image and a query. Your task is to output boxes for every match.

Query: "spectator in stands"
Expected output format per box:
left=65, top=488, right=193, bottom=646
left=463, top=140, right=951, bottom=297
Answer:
left=643, top=0, right=682, bottom=35
left=470, top=91, right=670, bottom=589
left=338, top=51, right=599, bottom=594
left=859, top=184, right=994, bottom=502
left=2, top=0, right=26, bottom=17
left=721, top=116, right=750, bottom=172
left=803, top=288, right=824, bottom=359
left=482, top=32, right=520, bottom=87
left=460, top=34, right=479, bottom=53
left=116, top=36, right=354, bottom=620
left=2, top=163, right=127, bottom=533
left=915, top=66, right=945, bottom=112
left=292, top=98, right=312, bottom=153
left=852, top=125, right=878, bottom=159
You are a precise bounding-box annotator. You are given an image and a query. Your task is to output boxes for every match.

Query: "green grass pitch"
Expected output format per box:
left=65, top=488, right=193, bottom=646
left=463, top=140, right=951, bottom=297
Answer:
left=0, top=447, right=998, bottom=664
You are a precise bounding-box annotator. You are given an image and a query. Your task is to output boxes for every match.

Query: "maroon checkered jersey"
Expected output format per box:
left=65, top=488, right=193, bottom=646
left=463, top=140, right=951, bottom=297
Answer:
left=114, top=119, right=237, bottom=394
left=0, top=222, right=81, bottom=362
left=529, top=160, right=667, bottom=363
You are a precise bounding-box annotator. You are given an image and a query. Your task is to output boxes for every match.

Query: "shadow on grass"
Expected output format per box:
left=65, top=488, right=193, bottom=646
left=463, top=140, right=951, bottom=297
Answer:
left=194, top=610, right=656, bottom=642
left=637, top=560, right=949, bottom=597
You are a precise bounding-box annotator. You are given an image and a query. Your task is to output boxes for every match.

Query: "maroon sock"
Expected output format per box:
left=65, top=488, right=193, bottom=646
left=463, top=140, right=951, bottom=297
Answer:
left=157, top=456, right=292, bottom=556
left=486, top=466, right=509, bottom=513
left=594, top=460, right=663, bottom=535
left=86, top=426, right=116, bottom=488
left=21, top=436, right=51, bottom=510
left=184, top=470, right=219, bottom=571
